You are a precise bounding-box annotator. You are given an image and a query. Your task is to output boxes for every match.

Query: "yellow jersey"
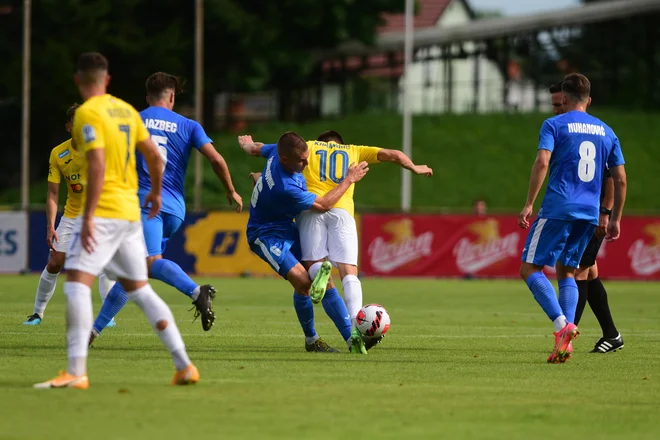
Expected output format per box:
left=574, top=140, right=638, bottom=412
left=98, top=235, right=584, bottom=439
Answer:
left=72, top=94, right=150, bottom=221
left=303, top=141, right=381, bottom=217
left=47, top=139, right=86, bottom=219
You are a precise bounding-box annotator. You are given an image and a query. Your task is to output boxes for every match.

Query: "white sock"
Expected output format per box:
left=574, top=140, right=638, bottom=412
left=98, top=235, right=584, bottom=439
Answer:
left=308, top=262, right=323, bottom=280
left=553, top=315, right=568, bottom=332
left=33, top=268, right=59, bottom=317
left=342, top=275, right=363, bottom=321
left=305, top=335, right=319, bottom=345
left=97, top=273, right=116, bottom=303
left=128, top=284, right=191, bottom=370
left=64, top=282, right=93, bottom=376
left=191, top=286, right=201, bottom=302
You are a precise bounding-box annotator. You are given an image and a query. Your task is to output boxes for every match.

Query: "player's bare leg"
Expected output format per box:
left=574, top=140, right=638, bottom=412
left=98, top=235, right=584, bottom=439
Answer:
left=25, top=251, right=66, bottom=325
left=288, top=264, right=338, bottom=353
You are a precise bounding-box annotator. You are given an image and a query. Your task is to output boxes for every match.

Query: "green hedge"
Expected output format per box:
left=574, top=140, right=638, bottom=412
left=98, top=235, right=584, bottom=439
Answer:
left=3, top=110, right=659, bottom=213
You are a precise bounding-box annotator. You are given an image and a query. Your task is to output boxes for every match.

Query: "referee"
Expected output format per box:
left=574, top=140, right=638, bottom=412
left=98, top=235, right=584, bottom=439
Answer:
left=548, top=82, right=624, bottom=353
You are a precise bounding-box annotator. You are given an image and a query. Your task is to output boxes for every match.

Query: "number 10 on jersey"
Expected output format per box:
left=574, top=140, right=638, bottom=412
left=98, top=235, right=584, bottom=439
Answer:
left=316, top=150, right=349, bottom=183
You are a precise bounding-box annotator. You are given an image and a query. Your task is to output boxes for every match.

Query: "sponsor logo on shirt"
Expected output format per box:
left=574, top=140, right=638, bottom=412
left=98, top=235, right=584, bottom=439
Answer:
left=70, top=183, right=83, bottom=193
left=82, top=124, right=96, bottom=143
left=58, top=149, right=70, bottom=159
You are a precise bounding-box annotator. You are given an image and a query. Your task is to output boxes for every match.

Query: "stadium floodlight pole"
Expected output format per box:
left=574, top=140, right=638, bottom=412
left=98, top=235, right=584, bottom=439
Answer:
left=193, top=0, right=204, bottom=211
left=21, top=0, right=31, bottom=211
left=401, top=0, right=414, bottom=213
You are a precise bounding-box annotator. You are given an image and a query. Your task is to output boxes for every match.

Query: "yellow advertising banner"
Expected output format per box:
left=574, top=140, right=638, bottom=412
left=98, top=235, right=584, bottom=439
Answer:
left=181, top=212, right=360, bottom=276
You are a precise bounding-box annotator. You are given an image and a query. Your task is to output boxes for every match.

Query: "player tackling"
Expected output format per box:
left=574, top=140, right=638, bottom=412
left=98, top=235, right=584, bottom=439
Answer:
left=241, top=132, right=431, bottom=353
left=35, top=52, right=198, bottom=389
left=518, top=73, right=627, bottom=364
left=245, top=132, right=369, bottom=352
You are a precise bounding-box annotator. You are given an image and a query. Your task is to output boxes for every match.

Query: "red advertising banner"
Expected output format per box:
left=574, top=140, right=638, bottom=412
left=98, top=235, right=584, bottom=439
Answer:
left=360, top=214, right=660, bottom=280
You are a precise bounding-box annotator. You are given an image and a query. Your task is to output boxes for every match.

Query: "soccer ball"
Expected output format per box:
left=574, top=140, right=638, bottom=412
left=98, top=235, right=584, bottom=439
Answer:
left=356, top=304, right=390, bottom=338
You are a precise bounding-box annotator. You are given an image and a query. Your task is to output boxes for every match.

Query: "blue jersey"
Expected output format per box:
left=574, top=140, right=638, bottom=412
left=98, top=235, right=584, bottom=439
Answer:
left=136, top=106, right=212, bottom=220
left=537, top=110, right=625, bottom=224
left=246, top=144, right=316, bottom=242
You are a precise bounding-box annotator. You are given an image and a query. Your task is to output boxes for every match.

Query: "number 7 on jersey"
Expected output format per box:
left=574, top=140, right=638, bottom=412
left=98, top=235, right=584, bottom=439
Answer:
left=119, top=124, right=131, bottom=181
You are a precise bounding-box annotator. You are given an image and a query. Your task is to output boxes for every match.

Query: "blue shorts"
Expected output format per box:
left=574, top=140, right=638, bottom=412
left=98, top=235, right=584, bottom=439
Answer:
left=521, top=218, right=596, bottom=268
left=249, top=234, right=301, bottom=279
left=141, top=210, right=184, bottom=257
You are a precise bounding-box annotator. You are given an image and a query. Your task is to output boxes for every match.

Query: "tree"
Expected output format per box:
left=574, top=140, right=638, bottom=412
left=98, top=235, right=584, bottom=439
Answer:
left=203, top=0, right=404, bottom=120
left=0, top=0, right=404, bottom=195
left=0, top=0, right=197, bottom=191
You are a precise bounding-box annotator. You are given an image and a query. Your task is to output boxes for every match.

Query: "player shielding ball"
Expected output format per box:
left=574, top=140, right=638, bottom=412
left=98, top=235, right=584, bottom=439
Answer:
left=245, top=132, right=369, bottom=352
left=35, top=53, right=198, bottom=389
left=299, top=131, right=431, bottom=353
left=23, top=104, right=115, bottom=326
left=548, top=82, right=624, bottom=353
left=241, top=132, right=431, bottom=353
left=89, top=72, right=242, bottom=341
left=518, top=73, right=627, bottom=364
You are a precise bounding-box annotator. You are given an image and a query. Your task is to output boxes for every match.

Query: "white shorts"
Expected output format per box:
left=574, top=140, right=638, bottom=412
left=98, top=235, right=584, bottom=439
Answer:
left=53, top=216, right=76, bottom=253
left=297, top=208, right=358, bottom=266
left=64, top=217, right=148, bottom=281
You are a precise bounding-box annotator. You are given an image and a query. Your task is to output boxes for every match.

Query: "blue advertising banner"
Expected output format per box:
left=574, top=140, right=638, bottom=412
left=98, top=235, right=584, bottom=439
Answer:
left=28, top=211, right=273, bottom=276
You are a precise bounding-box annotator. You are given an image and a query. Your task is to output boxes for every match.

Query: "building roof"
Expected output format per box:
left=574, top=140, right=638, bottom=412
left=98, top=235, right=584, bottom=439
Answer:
left=378, top=0, right=453, bottom=35
left=325, top=0, right=660, bottom=57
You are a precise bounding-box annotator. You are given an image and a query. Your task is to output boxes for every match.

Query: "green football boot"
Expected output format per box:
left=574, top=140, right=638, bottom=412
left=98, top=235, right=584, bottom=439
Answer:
left=349, top=327, right=367, bottom=354
left=309, top=261, right=332, bottom=304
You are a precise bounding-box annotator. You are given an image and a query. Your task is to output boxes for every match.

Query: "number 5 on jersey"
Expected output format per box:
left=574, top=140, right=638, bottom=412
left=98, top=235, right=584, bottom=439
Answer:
left=151, top=135, right=168, bottom=171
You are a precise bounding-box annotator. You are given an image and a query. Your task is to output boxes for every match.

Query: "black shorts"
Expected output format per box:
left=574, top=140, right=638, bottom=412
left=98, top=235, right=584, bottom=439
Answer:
left=579, top=233, right=604, bottom=268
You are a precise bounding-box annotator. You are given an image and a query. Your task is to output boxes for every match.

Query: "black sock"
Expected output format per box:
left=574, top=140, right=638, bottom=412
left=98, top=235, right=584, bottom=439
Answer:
left=574, top=280, right=589, bottom=325
left=587, top=277, right=619, bottom=339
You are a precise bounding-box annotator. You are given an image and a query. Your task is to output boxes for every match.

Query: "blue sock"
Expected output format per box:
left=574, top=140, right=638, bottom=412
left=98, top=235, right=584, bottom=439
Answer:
left=293, top=292, right=317, bottom=338
left=93, top=283, right=129, bottom=333
left=558, top=278, right=579, bottom=323
left=526, top=272, right=563, bottom=321
left=150, top=259, right=198, bottom=298
left=322, top=287, right=352, bottom=341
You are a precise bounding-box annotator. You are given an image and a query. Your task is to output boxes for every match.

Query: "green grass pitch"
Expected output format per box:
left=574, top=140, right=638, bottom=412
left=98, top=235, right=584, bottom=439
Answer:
left=1, top=275, right=659, bottom=439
